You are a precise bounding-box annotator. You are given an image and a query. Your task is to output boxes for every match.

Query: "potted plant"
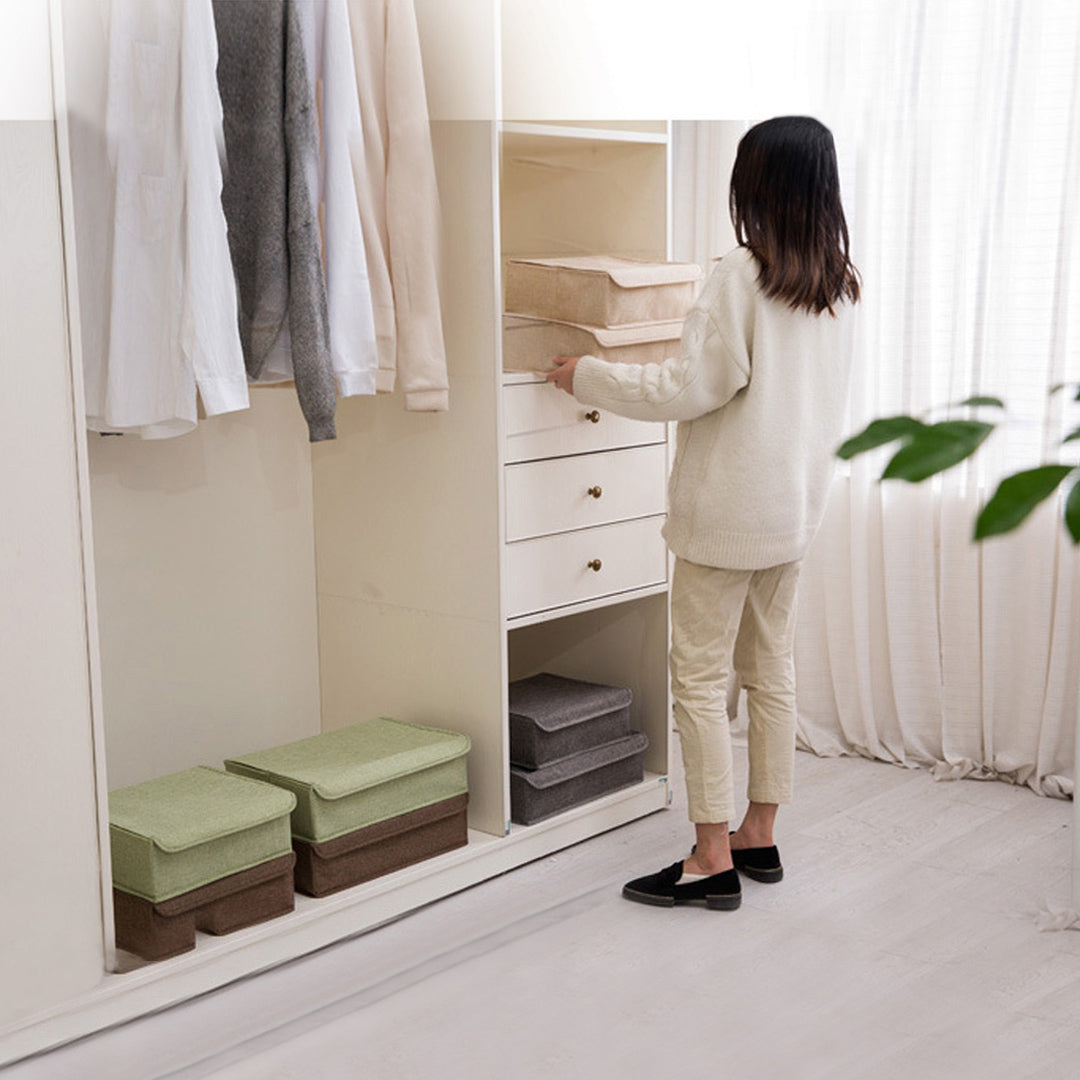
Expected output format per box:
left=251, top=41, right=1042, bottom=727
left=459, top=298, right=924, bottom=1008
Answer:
left=838, top=391, right=1080, bottom=542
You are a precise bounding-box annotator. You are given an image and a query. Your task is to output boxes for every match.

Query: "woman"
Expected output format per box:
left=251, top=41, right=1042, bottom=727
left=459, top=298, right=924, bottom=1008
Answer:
left=547, top=116, right=860, bottom=910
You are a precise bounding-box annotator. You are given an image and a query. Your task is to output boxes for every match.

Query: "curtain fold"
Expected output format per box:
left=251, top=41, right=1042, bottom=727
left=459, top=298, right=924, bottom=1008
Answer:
left=795, top=0, right=1080, bottom=798
left=675, top=0, right=1080, bottom=799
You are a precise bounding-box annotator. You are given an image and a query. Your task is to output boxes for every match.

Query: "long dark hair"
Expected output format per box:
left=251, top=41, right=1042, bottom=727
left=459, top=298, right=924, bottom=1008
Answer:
left=729, top=116, right=860, bottom=316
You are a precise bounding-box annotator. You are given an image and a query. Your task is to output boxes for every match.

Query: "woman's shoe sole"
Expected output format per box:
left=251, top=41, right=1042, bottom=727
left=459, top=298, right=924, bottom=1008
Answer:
left=736, top=865, right=783, bottom=884
left=621, top=886, right=742, bottom=910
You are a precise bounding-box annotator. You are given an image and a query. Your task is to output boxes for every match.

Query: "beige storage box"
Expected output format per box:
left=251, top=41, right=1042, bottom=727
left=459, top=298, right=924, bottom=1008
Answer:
left=505, top=255, right=701, bottom=328
left=502, top=314, right=683, bottom=373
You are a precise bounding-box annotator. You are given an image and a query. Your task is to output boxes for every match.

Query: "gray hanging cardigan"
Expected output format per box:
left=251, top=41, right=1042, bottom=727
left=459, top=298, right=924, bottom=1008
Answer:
left=213, top=0, right=337, bottom=442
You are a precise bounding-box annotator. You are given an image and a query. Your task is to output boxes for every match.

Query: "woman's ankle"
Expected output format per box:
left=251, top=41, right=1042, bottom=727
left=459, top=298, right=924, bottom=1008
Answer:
left=684, top=852, right=734, bottom=875
left=734, top=803, right=778, bottom=847
left=730, top=827, right=773, bottom=849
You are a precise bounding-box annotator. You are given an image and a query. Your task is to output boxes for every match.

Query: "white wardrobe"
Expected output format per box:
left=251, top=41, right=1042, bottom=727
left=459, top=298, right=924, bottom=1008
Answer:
left=1, top=0, right=680, bottom=1064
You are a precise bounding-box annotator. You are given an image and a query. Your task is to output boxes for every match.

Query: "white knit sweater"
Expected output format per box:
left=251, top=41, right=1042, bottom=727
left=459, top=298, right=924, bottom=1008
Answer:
left=571, top=246, right=856, bottom=570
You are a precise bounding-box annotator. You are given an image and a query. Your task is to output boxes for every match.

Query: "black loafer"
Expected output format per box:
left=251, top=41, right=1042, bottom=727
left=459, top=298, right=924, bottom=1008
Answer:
left=728, top=834, right=783, bottom=883
left=622, top=861, right=741, bottom=910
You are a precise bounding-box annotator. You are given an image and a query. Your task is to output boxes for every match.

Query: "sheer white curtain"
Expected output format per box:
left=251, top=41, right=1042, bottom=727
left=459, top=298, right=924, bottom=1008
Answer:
left=674, top=0, right=1080, bottom=799
left=797, top=0, right=1080, bottom=797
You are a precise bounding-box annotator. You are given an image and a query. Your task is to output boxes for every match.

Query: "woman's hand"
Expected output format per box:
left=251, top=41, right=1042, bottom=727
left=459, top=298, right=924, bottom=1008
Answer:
left=546, top=355, right=580, bottom=395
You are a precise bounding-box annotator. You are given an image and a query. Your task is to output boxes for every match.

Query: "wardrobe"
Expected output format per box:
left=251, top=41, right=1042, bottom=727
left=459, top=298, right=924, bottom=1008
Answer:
left=1, top=0, right=680, bottom=1063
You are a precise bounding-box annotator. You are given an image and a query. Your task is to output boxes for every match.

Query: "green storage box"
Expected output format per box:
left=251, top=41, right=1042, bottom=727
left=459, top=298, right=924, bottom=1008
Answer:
left=224, top=718, right=471, bottom=844
left=109, top=766, right=297, bottom=903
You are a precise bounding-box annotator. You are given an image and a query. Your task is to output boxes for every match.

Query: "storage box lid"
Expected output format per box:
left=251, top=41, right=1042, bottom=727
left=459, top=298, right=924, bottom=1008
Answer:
left=224, top=718, right=471, bottom=801
left=510, top=731, right=649, bottom=789
left=507, top=255, right=702, bottom=289
left=502, top=313, right=685, bottom=347
left=509, top=673, right=633, bottom=733
left=108, top=766, right=297, bottom=854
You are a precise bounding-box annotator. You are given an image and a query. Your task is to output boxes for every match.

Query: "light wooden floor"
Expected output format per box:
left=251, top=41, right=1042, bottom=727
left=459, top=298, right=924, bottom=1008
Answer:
left=10, top=740, right=1079, bottom=1080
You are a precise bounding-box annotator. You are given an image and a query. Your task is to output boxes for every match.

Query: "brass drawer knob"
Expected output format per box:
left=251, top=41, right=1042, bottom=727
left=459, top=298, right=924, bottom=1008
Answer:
left=584, top=410, right=601, bottom=423
left=587, top=559, right=603, bottom=572
left=587, top=485, right=603, bottom=499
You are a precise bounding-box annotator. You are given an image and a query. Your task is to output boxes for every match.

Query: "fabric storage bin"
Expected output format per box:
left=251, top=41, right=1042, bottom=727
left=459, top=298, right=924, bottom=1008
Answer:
left=292, top=793, right=469, bottom=897
left=504, top=255, right=701, bottom=328
left=510, top=731, right=649, bottom=826
left=502, top=314, right=683, bottom=373
left=109, top=766, right=298, bottom=960
left=225, top=718, right=471, bottom=895
left=509, top=672, right=633, bottom=768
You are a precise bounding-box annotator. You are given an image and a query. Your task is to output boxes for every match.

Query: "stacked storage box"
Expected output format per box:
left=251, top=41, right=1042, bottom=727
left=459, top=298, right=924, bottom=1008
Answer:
left=225, top=718, right=471, bottom=897
left=502, top=255, right=702, bottom=373
left=509, top=673, right=649, bottom=825
left=109, top=767, right=298, bottom=961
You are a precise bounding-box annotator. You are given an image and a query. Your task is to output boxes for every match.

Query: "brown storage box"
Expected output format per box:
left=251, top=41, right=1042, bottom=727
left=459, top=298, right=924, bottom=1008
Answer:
left=502, top=314, right=683, bottom=373
left=292, top=793, right=469, bottom=897
left=113, top=852, right=296, bottom=961
left=505, top=255, right=701, bottom=328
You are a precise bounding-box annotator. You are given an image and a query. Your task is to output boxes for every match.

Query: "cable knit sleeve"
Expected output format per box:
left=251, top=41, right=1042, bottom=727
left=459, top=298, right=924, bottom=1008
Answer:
left=571, top=257, right=753, bottom=423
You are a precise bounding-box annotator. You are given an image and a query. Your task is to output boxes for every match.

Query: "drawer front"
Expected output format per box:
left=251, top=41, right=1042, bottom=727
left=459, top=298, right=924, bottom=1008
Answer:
left=505, top=516, right=667, bottom=618
left=505, top=444, right=667, bottom=541
left=503, top=382, right=664, bottom=463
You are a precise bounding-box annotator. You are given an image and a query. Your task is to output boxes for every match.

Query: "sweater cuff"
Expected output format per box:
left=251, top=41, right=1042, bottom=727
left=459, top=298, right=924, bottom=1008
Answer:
left=569, top=355, right=611, bottom=408
left=405, top=388, right=450, bottom=412
left=307, top=418, right=337, bottom=443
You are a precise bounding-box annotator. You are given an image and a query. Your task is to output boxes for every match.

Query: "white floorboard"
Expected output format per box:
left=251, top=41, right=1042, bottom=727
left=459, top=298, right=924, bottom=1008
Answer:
left=7, top=739, right=1077, bottom=1080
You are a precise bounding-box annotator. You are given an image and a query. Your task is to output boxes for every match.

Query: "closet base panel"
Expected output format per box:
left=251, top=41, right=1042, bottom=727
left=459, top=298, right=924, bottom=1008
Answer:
left=0, top=778, right=669, bottom=1068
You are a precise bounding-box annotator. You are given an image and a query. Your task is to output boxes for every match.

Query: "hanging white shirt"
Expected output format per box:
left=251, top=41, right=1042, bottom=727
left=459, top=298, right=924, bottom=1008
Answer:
left=73, top=0, right=248, bottom=439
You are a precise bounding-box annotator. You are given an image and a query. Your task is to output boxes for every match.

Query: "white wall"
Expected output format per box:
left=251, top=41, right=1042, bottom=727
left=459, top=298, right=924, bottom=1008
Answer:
left=87, top=395, right=323, bottom=788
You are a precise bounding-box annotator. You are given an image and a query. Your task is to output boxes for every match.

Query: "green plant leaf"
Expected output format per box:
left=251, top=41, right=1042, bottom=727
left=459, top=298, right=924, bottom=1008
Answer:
left=974, top=465, right=1074, bottom=539
left=956, top=395, right=1005, bottom=409
left=836, top=416, right=926, bottom=460
left=1050, top=382, right=1069, bottom=396
left=881, top=420, right=995, bottom=482
left=1063, top=425, right=1080, bottom=444
left=1066, top=478, right=1080, bottom=543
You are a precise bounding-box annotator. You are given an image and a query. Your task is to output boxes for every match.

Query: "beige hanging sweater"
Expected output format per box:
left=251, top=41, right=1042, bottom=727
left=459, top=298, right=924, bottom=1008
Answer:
left=571, top=246, right=857, bottom=570
left=345, top=0, right=449, bottom=412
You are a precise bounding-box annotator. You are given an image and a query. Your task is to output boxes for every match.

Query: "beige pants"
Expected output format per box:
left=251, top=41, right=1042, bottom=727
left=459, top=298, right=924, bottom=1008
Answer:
left=670, top=557, right=802, bottom=824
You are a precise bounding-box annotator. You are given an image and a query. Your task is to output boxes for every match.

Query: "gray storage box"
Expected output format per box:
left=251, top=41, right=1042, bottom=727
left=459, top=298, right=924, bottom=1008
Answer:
left=510, top=731, right=649, bottom=826
left=509, top=672, right=632, bottom=768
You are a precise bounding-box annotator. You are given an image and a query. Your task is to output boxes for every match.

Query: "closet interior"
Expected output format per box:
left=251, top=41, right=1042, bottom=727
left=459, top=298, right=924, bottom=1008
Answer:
left=0, top=6, right=681, bottom=1061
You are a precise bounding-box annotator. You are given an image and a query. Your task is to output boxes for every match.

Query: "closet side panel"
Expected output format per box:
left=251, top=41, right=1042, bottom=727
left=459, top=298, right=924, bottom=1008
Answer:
left=315, top=4, right=506, bottom=834
left=313, top=120, right=507, bottom=837
left=0, top=113, right=106, bottom=1026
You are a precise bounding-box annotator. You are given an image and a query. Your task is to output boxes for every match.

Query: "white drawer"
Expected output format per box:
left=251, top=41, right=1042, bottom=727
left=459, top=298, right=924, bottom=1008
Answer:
left=505, top=444, right=667, bottom=541
left=505, top=515, right=667, bottom=618
left=503, top=381, right=664, bottom=463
